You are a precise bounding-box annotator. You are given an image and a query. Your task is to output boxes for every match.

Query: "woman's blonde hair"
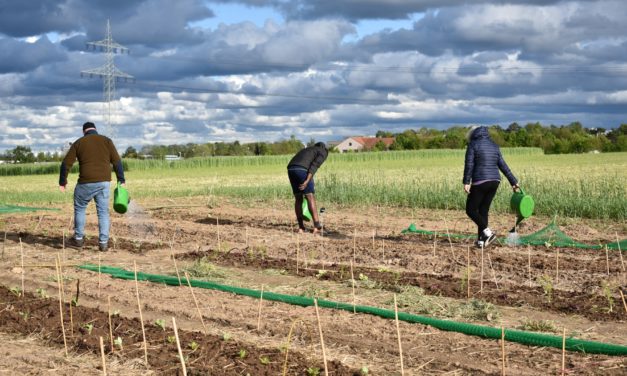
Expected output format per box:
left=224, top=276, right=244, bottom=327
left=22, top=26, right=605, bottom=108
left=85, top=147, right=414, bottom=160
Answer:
left=466, top=125, right=481, bottom=142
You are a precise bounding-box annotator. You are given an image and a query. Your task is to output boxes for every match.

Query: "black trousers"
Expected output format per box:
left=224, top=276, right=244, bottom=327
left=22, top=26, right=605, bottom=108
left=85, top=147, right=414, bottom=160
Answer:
left=465, top=181, right=500, bottom=239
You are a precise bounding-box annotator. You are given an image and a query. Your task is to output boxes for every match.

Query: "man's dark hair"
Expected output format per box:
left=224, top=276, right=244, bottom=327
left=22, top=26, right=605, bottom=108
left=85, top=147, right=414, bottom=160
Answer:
left=83, top=122, right=96, bottom=131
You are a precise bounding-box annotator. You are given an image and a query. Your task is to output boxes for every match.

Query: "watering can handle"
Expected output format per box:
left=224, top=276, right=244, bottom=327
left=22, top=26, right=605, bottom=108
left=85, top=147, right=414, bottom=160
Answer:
left=516, top=186, right=525, bottom=195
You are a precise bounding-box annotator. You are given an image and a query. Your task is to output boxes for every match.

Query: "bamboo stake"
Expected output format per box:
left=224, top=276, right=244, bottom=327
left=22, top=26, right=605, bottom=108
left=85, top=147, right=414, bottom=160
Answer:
left=19, top=238, right=24, bottom=298
left=98, top=253, right=102, bottom=298
left=99, top=336, right=107, bottom=376
left=184, top=271, right=207, bottom=333
left=133, top=261, right=149, bottom=368
left=394, top=294, right=405, bottom=376
left=216, top=217, right=220, bottom=252
left=172, top=317, right=187, bottom=376
left=350, top=260, right=356, bottom=314
left=313, top=299, right=329, bottom=376
left=257, top=285, right=264, bottom=332
left=479, top=246, right=483, bottom=294
left=555, top=248, right=560, bottom=284
left=107, top=296, right=114, bottom=353
left=466, top=246, right=471, bottom=299
left=445, top=220, right=455, bottom=262
left=296, top=233, right=300, bottom=275
left=58, top=254, right=73, bottom=336
left=67, top=214, right=73, bottom=232
left=615, top=232, right=625, bottom=272
left=62, top=230, right=66, bottom=262
left=501, top=326, right=506, bottom=376
left=171, top=251, right=182, bottom=286
left=561, top=328, right=566, bottom=376
left=605, top=246, right=610, bottom=277
left=619, top=289, right=627, bottom=314
left=55, top=257, right=68, bottom=357
left=527, top=246, right=532, bottom=287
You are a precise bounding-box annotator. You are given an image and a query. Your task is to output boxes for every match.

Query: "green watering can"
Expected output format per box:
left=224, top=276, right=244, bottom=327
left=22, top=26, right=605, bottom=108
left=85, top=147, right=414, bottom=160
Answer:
left=510, top=187, right=534, bottom=230
left=113, top=182, right=130, bottom=214
left=302, top=201, right=312, bottom=221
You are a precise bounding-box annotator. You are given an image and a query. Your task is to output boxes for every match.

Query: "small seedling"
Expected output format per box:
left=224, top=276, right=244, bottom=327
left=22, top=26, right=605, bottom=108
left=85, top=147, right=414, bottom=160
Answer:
left=36, top=288, right=48, bottom=299
left=18, top=311, right=30, bottom=321
left=83, top=323, right=94, bottom=335
left=238, top=349, right=247, bottom=359
left=315, top=270, right=328, bottom=279
left=113, top=336, right=123, bottom=350
left=360, top=366, right=369, bottom=375
left=189, top=341, right=199, bottom=351
left=517, top=319, right=558, bottom=333
left=112, top=309, right=120, bottom=317
left=167, top=335, right=176, bottom=344
left=600, top=280, right=614, bottom=313
left=537, top=274, right=554, bottom=303
left=259, top=356, right=270, bottom=365
left=155, top=318, right=166, bottom=331
left=9, top=286, right=22, bottom=297
left=222, top=332, right=232, bottom=341
left=307, top=367, right=321, bottom=376
left=71, top=297, right=79, bottom=307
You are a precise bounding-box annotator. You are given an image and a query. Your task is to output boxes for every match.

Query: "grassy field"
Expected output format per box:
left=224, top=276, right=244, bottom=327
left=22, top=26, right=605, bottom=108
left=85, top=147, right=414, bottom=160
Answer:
left=1, top=148, right=625, bottom=219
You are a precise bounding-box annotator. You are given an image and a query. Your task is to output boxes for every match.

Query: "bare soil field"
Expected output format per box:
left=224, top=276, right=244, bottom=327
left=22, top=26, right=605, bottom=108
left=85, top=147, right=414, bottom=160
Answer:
left=1, top=198, right=626, bottom=375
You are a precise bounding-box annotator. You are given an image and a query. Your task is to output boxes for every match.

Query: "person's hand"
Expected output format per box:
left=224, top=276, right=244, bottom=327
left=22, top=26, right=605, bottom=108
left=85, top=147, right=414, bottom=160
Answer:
left=464, top=184, right=471, bottom=194
left=59, top=185, right=66, bottom=193
left=119, top=182, right=126, bottom=187
left=298, top=179, right=310, bottom=191
left=512, top=184, right=520, bottom=192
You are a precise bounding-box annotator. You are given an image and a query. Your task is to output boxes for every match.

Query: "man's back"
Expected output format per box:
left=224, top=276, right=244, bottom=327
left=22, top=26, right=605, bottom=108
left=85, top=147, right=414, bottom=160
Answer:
left=60, top=131, right=122, bottom=185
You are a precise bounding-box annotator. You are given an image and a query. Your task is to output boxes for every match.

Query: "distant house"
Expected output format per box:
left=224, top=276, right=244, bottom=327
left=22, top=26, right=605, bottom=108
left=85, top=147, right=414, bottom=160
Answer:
left=165, top=154, right=183, bottom=161
left=335, top=136, right=395, bottom=153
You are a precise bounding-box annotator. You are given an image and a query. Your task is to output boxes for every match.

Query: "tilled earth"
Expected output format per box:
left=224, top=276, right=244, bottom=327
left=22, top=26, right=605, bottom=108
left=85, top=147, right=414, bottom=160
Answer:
left=1, top=198, right=626, bottom=375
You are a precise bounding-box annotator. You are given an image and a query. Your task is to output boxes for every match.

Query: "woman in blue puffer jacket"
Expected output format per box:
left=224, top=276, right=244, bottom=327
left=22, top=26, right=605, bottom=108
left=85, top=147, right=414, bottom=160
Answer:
left=463, top=126, right=519, bottom=247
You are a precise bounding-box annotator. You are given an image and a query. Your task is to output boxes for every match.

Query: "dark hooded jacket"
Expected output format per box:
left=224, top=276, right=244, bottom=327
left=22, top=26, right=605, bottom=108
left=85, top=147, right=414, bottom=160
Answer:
left=463, top=126, right=517, bottom=185
left=287, top=142, right=328, bottom=175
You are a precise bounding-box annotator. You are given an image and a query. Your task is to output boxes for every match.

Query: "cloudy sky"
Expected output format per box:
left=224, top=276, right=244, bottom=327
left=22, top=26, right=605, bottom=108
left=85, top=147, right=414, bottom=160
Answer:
left=1, top=0, right=626, bottom=153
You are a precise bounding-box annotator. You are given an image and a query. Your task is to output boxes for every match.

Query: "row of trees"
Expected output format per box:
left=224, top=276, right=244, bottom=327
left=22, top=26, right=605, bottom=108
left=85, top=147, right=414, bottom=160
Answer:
left=2, top=123, right=625, bottom=163
left=382, top=122, right=627, bottom=154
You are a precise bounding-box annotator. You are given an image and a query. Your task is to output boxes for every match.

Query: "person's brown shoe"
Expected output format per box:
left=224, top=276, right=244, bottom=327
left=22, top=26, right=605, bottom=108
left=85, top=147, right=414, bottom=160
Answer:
left=68, top=237, right=84, bottom=249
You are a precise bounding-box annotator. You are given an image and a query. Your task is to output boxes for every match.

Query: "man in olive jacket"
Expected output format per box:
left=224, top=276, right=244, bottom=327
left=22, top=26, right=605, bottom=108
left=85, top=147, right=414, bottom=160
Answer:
left=59, top=122, right=125, bottom=251
left=287, top=142, right=328, bottom=234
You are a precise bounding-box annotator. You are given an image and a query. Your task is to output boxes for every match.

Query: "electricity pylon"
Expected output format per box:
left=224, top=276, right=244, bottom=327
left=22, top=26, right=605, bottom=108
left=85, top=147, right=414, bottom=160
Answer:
left=81, top=19, right=133, bottom=137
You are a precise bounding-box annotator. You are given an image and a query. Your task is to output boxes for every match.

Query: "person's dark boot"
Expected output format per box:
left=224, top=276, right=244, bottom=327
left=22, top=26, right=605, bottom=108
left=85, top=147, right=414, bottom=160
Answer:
left=98, top=242, right=108, bottom=252
left=69, top=237, right=84, bottom=249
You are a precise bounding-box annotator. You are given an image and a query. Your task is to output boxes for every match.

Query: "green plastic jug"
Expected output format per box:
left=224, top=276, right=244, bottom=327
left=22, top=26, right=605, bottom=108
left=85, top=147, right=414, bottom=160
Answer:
left=302, top=201, right=312, bottom=222
left=510, top=187, right=534, bottom=219
left=113, top=182, right=129, bottom=214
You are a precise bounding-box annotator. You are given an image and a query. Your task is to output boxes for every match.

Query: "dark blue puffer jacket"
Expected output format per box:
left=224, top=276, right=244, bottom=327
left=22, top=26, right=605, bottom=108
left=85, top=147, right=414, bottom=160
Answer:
left=463, top=126, right=517, bottom=185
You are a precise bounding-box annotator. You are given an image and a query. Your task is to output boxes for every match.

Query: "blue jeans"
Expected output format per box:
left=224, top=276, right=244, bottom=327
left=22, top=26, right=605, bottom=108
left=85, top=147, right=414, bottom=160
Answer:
left=74, top=182, right=110, bottom=244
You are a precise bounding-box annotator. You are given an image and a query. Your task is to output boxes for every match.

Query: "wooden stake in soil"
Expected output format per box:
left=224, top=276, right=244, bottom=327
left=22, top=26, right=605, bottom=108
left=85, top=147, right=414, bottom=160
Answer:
left=313, top=299, right=329, bottom=376
left=619, top=289, right=627, bottom=314
left=19, top=237, right=24, bottom=298
left=480, top=243, right=484, bottom=293
left=216, top=217, right=220, bottom=252
left=184, top=271, right=208, bottom=333
left=605, top=245, right=610, bottom=277
left=257, top=285, right=264, bottom=332
left=501, top=326, right=506, bottom=376
left=67, top=214, right=73, bottom=232
left=616, top=232, right=625, bottom=272
left=487, top=251, right=500, bottom=289
left=394, top=294, right=405, bottom=376
left=107, top=296, right=114, bottom=352
left=172, top=317, right=187, bottom=376
left=350, top=260, right=356, bottom=314
left=133, top=261, right=149, bottom=368
left=561, top=328, right=566, bottom=376
left=62, top=230, right=66, bottom=261
left=99, top=336, right=107, bottom=376
left=55, top=257, right=68, bottom=357
left=555, top=248, right=560, bottom=284
left=466, top=246, right=471, bottom=299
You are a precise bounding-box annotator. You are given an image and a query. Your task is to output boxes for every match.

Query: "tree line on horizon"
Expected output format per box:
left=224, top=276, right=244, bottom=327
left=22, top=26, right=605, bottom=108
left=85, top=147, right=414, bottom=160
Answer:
left=2, top=122, right=625, bottom=163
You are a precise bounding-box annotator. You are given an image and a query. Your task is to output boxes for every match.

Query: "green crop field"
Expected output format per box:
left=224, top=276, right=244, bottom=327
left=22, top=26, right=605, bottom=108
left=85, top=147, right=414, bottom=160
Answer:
left=1, top=148, right=625, bottom=220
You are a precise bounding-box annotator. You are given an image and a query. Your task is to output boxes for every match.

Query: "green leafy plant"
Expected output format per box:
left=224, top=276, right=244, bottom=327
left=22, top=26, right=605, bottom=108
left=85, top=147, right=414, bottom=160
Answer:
left=167, top=335, right=176, bottom=344
left=360, top=366, right=369, bottom=375
left=71, top=297, right=79, bottom=307
left=238, top=349, right=247, bottom=359
left=537, top=274, right=554, bottom=303
left=259, top=356, right=270, bottom=365
left=36, top=288, right=48, bottom=299
left=600, top=280, right=614, bottom=313
left=189, top=341, right=199, bottom=351
left=9, top=286, right=22, bottom=297
left=222, top=332, right=232, bottom=341
left=18, top=311, right=30, bottom=321
left=114, top=336, right=123, bottom=350
left=83, top=323, right=94, bottom=335
left=155, top=319, right=166, bottom=331
left=307, top=367, right=321, bottom=376
left=315, top=270, right=328, bottom=279
left=112, top=309, right=120, bottom=317
left=517, top=318, right=558, bottom=333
